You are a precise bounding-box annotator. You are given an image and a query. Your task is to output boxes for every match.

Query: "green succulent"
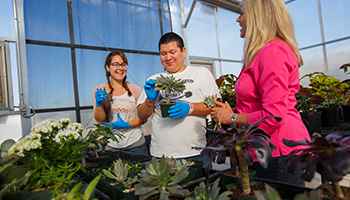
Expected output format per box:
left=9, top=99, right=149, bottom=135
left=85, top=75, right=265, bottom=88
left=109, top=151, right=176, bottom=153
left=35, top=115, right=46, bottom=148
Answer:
left=155, top=74, right=186, bottom=103
left=203, top=94, right=221, bottom=130
left=0, top=139, right=20, bottom=166
left=135, top=156, right=190, bottom=200
left=102, top=158, right=128, bottom=183
left=185, top=178, right=231, bottom=200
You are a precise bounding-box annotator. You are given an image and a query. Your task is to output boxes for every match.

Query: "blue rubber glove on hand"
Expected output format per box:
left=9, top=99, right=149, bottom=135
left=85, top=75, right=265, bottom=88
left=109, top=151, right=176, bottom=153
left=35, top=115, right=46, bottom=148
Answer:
left=95, top=89, right=108, bottom=107
left=144, top=79, right=159, bottom=101
left=168, top=102, right=190, bottom=119
left=104, top=113, right=130, bottom=129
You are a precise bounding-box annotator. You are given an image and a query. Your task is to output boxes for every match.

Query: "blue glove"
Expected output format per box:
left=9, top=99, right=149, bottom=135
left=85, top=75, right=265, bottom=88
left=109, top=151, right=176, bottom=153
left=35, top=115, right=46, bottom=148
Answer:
left=104, top=113, right=130, bottom=129
left=168, top=102, right=190, bottom=119
left=95, top=89, right=108, bottom=107
left=144, top=79, right=159, bottom=101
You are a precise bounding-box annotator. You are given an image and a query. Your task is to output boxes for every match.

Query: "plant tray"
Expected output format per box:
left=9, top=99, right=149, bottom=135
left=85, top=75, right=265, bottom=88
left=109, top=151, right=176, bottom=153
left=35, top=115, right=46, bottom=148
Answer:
left=111, top=150, right=152, bottom=164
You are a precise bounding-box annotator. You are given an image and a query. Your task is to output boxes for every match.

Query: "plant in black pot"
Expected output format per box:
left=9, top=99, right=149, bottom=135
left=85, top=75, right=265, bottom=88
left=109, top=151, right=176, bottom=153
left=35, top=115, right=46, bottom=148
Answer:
left=281, top=132, right=350, bottom=199
left=295, top=85, right=325, bottom=135
left=193, top=116, right=281, bottom=198
left=155, top=74, right=186, bottom=118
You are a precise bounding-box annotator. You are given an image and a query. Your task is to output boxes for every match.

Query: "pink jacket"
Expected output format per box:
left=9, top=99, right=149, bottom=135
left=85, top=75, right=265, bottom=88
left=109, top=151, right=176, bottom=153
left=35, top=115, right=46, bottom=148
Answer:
left=235, top=40, right=310, bottom=161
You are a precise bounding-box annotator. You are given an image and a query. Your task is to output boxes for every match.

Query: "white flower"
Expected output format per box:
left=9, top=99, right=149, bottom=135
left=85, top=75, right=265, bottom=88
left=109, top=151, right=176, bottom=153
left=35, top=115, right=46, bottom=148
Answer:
left=55, top=130, right=81, bottom=143
left=8, top=132, right=42, bottom=157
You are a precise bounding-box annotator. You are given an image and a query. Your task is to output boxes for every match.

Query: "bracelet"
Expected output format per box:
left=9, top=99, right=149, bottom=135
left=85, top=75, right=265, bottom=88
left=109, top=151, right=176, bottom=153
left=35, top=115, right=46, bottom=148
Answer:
left=145, top=99, right=154, bottom=108
left=231, top=114, right=238, bottom=125
left=188, top=103, right=194, bottom=115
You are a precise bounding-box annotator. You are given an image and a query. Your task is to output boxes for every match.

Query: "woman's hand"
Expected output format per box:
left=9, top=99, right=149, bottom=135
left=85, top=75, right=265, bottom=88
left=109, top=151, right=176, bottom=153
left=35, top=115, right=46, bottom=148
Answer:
left=210, top=101, right=235, bottom=124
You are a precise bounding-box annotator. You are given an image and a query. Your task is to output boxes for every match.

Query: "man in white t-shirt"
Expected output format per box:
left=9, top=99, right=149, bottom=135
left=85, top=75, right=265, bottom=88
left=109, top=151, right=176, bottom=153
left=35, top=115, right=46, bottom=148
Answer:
left=137, top=32, right=220, bottom=165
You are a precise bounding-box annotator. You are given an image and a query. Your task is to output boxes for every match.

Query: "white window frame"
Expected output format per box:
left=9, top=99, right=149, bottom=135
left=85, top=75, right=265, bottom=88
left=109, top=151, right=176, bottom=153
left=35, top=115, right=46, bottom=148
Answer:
left=0, top=39, right=14, bottom=115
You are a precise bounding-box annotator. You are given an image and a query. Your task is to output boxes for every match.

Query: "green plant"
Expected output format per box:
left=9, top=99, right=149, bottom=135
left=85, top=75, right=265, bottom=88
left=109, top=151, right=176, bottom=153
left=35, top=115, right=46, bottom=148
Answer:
left=135, top=156, right=190, bottom=200
left=155, top=74, right=186, bottom=103
left=295, top=86, right=325, bottom=113
left=254, top=183, right=321, bottom=200
left=0, top=161, right=31, bottom=197
left=84, top=124, right=124, bottom=157
left=102, top=158, right=128, bottom=183
left=215, top=74, right=237, bottom=107
left=204, top=94, right=221, bottom=130
left=281, top=132, right=350, bottom=199
left=0, top=139, right=20, bottom=165
left=194, top=116, right=280, bottom=196
left=301, top=72, right=350, bottom=108
left=53, top=174, right=101, bottom=200
left=8, top=118, right=89, bottom=192
left=185, top=178, right=232, bottom=200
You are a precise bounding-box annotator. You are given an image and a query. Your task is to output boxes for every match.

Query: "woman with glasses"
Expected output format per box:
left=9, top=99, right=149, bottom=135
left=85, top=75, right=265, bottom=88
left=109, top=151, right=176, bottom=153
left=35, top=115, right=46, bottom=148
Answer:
left=92, top=51, right=148, bottom=155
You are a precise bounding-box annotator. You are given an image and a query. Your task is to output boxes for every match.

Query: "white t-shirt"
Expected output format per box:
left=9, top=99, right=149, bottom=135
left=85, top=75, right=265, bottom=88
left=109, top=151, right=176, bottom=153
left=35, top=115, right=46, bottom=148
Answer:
left=137, top=66, right=220, bottom=158
left=93, top=83, right=143, bottom=148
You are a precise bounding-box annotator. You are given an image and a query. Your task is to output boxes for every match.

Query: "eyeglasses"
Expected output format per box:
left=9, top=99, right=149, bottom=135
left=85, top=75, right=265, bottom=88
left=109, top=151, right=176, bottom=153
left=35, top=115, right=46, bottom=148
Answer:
left=108, top=62, right=127, bottom=68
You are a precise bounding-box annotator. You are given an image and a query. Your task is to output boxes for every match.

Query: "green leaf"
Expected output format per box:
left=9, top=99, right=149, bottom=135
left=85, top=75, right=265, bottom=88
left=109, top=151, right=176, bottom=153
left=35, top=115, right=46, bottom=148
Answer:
left=84, top=174, right=101, bottom=200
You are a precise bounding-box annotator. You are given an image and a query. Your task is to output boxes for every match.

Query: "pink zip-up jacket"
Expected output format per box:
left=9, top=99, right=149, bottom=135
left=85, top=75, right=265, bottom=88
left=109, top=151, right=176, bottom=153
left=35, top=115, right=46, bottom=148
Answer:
left=235, top=39, right=310, bottom=162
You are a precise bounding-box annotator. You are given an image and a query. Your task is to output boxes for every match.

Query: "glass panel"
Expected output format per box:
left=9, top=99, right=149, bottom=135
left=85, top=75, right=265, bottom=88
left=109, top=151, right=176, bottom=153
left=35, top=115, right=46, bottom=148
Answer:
left=24, top=0, right=70, bottom=43
left=321, top=0, right=350, bottom=42
left=0, top=115, right=22, bottom=144
left=287, top=0, right=322, bottom=48
left=71, top=0, right=162, bottom=51
left=27, top=44, right=75, bottom=109
left=80, top=109, right=97, bottom=130
left=326, top=39, right=350, bottom=81
left=0, top=0, right=15, bottom=38
left=76, top=49, right=164, bottom=106
left=31, top=111, right=76, bottom=127
left=216, top=8, right=243, bottom=60
left=185, top=1, right=218, bottom=58
left=160, top=0, right=172, bottom=34
left=299, top=47, right=325, bottom=86
left=215, top=61, right=242, bottom=79
left=10, top=43, right=19, bottom=108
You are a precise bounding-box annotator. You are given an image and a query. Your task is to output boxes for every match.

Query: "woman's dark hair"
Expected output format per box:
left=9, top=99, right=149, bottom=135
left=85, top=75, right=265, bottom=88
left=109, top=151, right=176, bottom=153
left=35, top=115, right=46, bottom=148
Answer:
left=158, top=32, right=184, bottom=51
left=104, top=51, right=132, bottom=96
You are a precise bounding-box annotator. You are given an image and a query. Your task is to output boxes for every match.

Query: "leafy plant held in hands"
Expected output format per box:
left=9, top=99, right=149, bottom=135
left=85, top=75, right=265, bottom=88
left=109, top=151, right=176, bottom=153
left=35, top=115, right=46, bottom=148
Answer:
left=281, top=132, right=350, bottom=199
left=155, top=74, right=186, bottom=103
left=215, top=74, right=237, bottom=107
left=204, top=94, right=221, bottom=130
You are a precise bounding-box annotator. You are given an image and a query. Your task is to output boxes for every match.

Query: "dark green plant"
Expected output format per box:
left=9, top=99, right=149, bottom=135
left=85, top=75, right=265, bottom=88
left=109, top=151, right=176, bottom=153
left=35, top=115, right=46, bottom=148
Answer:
left=53, top=174, right=101, bottom=200
left=0, top=161, right=30, bottom=197
left=155, top=74, right=186, bottom=103
left=0, top=139, right=20, bottom=165
left=282, top=132, right=350, bottom=199
left=102, top=158, right=128, bottom=183
left=185, top=178, right=231, bottom=200
left=85, top=124, right=124, bottom=157
left=254, top=183, right=321, bottom=200
left=135, top=156, right=190, bottom=200
left=215, top=74, right=237, bottom=107
left=194, top=116, right=280, bottom=195
left=204, top=94, right=221, bottom=130
left=295, top=86, right=325, bottom=113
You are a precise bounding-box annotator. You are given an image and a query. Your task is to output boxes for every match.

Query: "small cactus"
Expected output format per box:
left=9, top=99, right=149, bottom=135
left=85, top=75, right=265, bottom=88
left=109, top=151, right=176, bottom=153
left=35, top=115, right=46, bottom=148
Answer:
left=155, top=74, right=186, bottom=103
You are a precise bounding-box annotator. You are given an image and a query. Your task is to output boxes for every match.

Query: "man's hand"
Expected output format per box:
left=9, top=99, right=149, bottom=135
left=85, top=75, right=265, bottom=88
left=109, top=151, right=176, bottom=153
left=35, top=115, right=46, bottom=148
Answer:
left=168, top=102, right=190, bottom=119
left=144, top=79, right=159, bottom=101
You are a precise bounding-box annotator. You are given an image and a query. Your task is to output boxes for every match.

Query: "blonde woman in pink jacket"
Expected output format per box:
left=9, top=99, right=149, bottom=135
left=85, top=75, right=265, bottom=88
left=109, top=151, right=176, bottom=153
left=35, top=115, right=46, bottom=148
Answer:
left=210, top=0, right=310, bottom=185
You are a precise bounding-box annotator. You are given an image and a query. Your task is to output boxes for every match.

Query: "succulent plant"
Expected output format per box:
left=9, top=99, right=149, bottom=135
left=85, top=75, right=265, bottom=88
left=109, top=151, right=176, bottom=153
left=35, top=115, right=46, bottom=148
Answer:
left=193, top=116, right=281, bottom=195
left=0, top=139, right=20, bottom=166
left=281, top=132, right=350, bottom=199
left=135, top=156, right=190, bottom=200
left=102, top=158, right=128, bottom=183
left=155, top=74, right=186, bottom=103
left=185, top=178, right=232, bottom=200
left=204, top=94, right=221, bottom=130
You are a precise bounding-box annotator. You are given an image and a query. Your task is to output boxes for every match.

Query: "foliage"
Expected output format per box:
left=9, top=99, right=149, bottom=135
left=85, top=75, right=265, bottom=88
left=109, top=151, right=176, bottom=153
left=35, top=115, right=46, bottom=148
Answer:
left=102, top=158, right=128, bottom=183
left=8, top=118, right=89, bottom=192
left=282, top=132, right=350, bottom=199
left=300, top=72, right=350, bottom=108
left=0, top=161, right=30, bottom=197
left=193, top=116, right=280, bottom=195
left=340, top=62, right=350, bottom=75
left=295, top=86, right=325, bottom=113
left=164, top=157, right=195, bottom=174
left=0, top=139, right=20, bottom=165
left=135, top=156, right=190, bottom=200
left=254, top=183, right=321, bottom=200
left=215, top=74, right=237, bottom=107
left=185, top=178, right=232, bottom=200
left=53, top=174, right=101, bottom=200
left=84, top=124, right=124, bottom=157
left=155, top=74, right=186, bottom=103
left=204, top=94, right=221, bottom=130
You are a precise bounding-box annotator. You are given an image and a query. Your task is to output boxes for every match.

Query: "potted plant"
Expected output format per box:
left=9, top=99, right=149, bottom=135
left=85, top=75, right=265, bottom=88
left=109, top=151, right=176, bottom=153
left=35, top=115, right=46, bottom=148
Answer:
left=204, top=94, right=221, bottom=131
left=155, top=74, right=186, bottom=117
left=185, top=178, right=232, bottom=200
left=339, top=62, right=350, bottom=121
left=301, top=72, right=350, bottom=127
left=282, top=132, right=350, bottom=199
left=8, top=118, right=89, bottom=199
left=215, top=74, right=237, bottom=108
left=135, top=156, right=191, bottom=199
left=193, top=116, right=281, bottom=198
left=84, top=124, right=124, bottom=168
left=295, top=86, right=325, bottom=135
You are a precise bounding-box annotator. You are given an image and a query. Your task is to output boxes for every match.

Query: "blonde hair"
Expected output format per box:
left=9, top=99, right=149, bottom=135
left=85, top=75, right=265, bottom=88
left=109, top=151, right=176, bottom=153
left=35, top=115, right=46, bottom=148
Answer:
left=242, top=0, right=303, bottom=68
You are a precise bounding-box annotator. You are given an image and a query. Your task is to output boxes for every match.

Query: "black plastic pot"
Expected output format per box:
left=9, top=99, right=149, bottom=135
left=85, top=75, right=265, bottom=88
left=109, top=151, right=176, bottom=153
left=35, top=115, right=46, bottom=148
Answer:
left=300, top=111, right=322, bottom=135
left=111, top=150, right=152, bottom=164
left=159, top=102, right=175, bottom=118
left=318, top=106, right=340, bottom=127
left=341, top=104, right=350, bottom=121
